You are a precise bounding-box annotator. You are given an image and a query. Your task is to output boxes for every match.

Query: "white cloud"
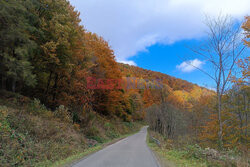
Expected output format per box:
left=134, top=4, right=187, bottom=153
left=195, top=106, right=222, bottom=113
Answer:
left=206, top=87, right=216, bottom=92
left=176, top=59, right=204, bottom=72
left=70, top=0, right=250, bottom=62
left=119, top=60, right=137, bottom=66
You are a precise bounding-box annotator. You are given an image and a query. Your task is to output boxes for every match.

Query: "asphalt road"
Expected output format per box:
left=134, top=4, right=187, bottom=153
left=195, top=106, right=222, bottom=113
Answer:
left=72, top=126, right=160, bottom=167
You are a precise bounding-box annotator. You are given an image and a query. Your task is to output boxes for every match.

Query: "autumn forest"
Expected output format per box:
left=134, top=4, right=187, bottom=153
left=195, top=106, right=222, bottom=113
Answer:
left=0, top=0, right=249, bottom=166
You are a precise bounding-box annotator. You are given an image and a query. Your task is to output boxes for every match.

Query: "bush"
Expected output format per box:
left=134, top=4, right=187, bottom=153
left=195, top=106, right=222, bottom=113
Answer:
left=0, top=105, right=11, bottom=137
left=88, top=136, right=105, bottom=143
left=123, top=122, right=134, bottom=129
left=104, top=122, right=112, bottom=129
left=106, top=130, right=119, bottom=139
left=185, top=144, right=204, bottom=160
left=86, top=126, right=100, bottom=137
left=0, top=94, right=142, bottom=166
left=1, top=105, right=86, bottom=167
left=0, top=106, right=37, bottom=166
left=54, top=105, right=72, bottom=123
left=0, top=106, right=8, bottom=120
left=27, top=98, right=50, bottom=116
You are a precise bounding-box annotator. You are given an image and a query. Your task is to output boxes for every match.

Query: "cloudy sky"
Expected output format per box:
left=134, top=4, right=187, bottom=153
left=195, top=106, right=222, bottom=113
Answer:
left=69, top=0, right=249, bottom=87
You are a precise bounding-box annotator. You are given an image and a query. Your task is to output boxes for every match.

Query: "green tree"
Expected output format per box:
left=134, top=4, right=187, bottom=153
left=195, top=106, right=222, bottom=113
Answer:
left=0, top=0, right=37, bottom=92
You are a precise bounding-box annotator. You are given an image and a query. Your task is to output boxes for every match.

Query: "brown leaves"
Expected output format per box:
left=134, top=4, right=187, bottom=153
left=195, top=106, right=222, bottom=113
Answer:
left=242, top=16, right=250, bottom=47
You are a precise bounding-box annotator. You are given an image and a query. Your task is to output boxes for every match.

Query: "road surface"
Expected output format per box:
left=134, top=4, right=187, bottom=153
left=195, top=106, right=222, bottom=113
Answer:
left=72, top=126, right=160, bottom=167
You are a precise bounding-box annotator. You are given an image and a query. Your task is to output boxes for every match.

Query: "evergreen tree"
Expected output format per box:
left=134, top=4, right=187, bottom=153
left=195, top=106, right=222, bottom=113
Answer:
left=0, top=0, right=37, bottom=92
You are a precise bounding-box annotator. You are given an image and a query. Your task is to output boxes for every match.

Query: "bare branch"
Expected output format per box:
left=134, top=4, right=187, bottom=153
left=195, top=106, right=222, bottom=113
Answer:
left=186, top=14, right=245, bottom=148
left=177, top=55, right=217, bottom=82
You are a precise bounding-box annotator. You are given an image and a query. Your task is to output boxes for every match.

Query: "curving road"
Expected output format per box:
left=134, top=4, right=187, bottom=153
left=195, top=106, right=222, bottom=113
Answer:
left=72, top=126, right=160, bottom=167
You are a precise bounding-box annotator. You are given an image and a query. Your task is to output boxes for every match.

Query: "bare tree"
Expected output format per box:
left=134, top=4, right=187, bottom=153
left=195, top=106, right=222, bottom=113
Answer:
left=146, top=103, right=187, bottom=139
left=188, top=15, right=245, bottom=148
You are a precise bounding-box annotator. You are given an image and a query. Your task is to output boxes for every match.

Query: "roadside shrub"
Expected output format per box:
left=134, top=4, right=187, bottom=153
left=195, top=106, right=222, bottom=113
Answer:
left=27, top=98, right=51, bottom=117
left=54, top=105, right=72, bottom=123
left=0, top=106, right=37, bottom=166
left=86, top=126, right=100, bottom=137
left=81, top=111, right=97, bottom=128
left=88, top=136, right=105, bottom=143
left=106, top=130, right=119, bottom=139
left=0, top=94, right=142, bottom=166
left=85, top=125, right=107, bottom=143
left=0, top=106, right=8, bottom=121
left=2, top=106, right=86, bottom=166
left=123, top=122, right=134, bottom=131
left=148, top=136, right=155, bottom=144
left=0, top=105, right=11, bottom=138
left=104, top=122, right=112, bottom=130
left=103, top=122, right=119, bottom=139
left=185, top=144, right=204, bottom=160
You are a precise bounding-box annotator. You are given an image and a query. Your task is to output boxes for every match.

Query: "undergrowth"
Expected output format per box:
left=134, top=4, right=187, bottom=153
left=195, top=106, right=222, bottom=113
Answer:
left=0, top=91, right=142, bottom=166
left=147, top=131, right=248, bottom=167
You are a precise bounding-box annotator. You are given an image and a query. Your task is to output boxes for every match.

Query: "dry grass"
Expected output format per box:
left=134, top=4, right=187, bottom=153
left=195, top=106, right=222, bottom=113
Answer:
left=0, top=91, right=142, bottom=166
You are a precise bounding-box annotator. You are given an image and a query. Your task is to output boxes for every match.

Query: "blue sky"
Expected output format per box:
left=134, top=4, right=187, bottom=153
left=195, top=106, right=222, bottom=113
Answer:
left=69, top=0, right=249, bottom=88
left=129, top=40, right=215, bottom=88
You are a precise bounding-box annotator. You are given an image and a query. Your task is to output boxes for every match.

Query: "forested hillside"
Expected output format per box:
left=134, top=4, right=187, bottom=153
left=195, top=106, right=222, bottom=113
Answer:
left=0, top=0, right=204, bottom=165
left=0, top=0, right=139, bottom=121
left=0, top=0, right=206, bottom=122
left=0, top=0, right=144, bottom=165
left=119, top=63, right=198, bottom=92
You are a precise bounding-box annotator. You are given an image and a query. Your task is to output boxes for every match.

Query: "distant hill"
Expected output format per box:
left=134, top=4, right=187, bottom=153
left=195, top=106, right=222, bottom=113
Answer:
left=118, top=63, right=207, bottom=92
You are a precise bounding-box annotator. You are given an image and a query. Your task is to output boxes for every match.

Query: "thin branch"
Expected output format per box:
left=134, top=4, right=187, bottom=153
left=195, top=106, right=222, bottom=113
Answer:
left=177, top=55, right=217, bottom=82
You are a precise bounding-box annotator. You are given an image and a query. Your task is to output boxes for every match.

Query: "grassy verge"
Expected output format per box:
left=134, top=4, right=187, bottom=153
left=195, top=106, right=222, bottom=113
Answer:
left=147, top=132, right=210, bottom=167
left=35, top=145, right=102, bottom=167
left=147, top=130, right=248, bottom=167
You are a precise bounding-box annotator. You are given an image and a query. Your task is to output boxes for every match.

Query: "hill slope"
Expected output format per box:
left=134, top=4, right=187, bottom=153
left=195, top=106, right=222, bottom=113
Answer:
left=119, top=63, right=198, bottom=92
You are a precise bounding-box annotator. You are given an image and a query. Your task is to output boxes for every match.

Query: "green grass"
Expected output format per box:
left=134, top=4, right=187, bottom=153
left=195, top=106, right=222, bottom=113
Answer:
left=35, top=145, right=103, bottom=167
left=147, top=133, right=210, bottom=167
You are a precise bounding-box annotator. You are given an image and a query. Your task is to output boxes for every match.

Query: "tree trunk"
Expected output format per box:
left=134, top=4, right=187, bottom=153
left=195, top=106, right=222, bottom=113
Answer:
left=52, top=73, right=58, bottom=101
left=1, top=76, right=6, bottom=90
left=44, top=71, right=53, bottom=102
left=12, top=78, right=16, bottom=93
left=244, top=93, right=248, bottom=143
left=218, top=94, right=223, bottom=149
left=45, top=71, right=53, bottom=95
left=238, top=111, right=244, bottom=142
